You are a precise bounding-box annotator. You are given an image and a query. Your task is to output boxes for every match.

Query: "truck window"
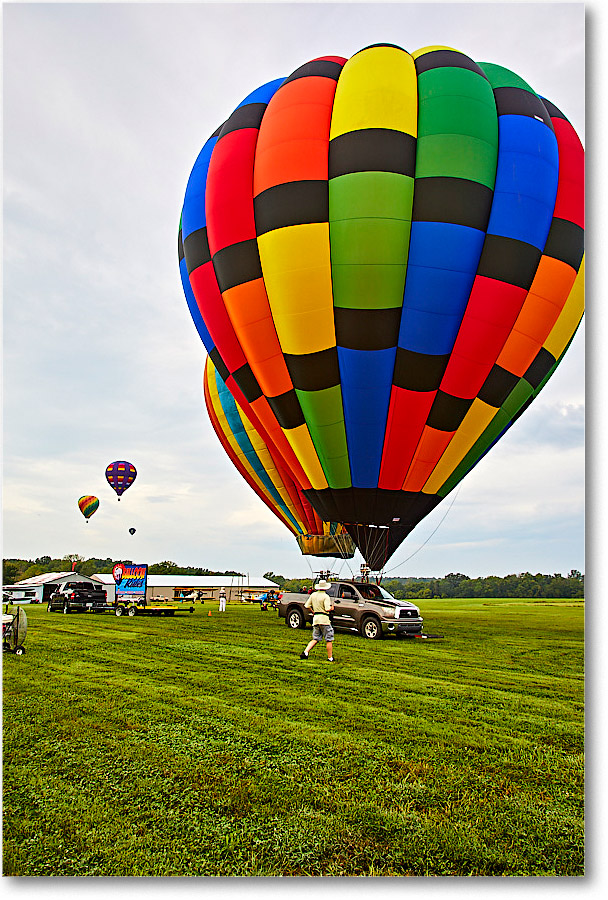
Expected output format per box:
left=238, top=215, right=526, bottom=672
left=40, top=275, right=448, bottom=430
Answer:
left=357, top=586, right=382, bottom=600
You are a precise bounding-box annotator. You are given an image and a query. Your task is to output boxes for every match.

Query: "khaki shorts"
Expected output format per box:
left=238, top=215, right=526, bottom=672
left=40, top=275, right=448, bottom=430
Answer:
left=312, top=622, right=334, bottom=642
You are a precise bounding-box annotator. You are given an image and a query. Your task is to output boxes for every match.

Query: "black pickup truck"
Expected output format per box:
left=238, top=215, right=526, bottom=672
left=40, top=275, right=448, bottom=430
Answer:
left=47, top=582, right=110, bottom=614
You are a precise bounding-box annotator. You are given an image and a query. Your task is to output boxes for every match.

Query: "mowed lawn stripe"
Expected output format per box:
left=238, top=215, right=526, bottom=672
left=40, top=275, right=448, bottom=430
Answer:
left=3, top=599, right=583, bottom=875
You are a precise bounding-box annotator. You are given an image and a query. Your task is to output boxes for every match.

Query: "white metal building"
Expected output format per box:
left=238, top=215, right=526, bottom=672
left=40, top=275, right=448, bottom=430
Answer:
left=4, top=572, right=99, bottom=604
left=5, top=571, right=278, bottom=605
left=91, top=573, right=279, bottom=604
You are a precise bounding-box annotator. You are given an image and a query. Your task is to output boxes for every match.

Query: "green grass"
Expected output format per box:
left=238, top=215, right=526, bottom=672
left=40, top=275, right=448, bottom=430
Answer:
left=2, top=597, right=584, bottom=876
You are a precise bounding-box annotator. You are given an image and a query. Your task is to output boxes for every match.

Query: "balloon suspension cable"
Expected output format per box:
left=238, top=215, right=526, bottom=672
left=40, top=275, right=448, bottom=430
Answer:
left=332, top=555, right=351, bottom=581
left=357, top=524, right=391, bottom=578
left=343, top=558, right=356, bottom=579
left=336, top=531, right=356, bottom=565
left=382, top=485, right=462, bottom=577
left=305, top=553, right=353, bottom=585
left=304, top=556, right=335, bottom=581
left=304, top=555, right=316, bottom=580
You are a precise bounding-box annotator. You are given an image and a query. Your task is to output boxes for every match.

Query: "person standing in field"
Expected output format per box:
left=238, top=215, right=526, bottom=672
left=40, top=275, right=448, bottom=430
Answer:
left=219, top=587, right=226, bottom=612
left=300, top=579, right=335, bottom=662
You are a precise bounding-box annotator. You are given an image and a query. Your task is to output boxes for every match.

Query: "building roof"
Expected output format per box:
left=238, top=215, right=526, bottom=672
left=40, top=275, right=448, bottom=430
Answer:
left=92, top=574, right=279, bottom=589
left=13, top=572, right=96, bottom=586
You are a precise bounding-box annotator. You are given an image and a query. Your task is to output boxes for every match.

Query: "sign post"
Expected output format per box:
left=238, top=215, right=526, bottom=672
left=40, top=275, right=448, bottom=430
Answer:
left=113, top=563, right=148, bottom=608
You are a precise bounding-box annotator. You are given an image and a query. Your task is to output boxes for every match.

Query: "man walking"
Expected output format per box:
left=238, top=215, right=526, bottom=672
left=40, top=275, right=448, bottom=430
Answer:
left=299, top=579, right=335, bottom=662
left=219, top=587, right=227, bottom=612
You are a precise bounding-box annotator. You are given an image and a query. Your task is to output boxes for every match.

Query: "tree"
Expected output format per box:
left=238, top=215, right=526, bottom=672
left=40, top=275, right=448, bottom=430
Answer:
left=20, top=564, right=46, bottom=580
left=148, top=561, right=181, bottom=575
left=62, top=554, right=84, bottom=565
left=2, top=561, right=20, bottom=584
left=264, top=572, right=286, bottom=588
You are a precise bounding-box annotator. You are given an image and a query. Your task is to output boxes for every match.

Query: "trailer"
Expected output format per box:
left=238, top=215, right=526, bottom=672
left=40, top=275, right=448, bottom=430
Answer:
left=114, top=599, right=194, bottom=618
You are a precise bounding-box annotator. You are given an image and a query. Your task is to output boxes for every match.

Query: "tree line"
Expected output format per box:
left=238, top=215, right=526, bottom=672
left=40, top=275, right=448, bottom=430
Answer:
left=3, top=557, right=583, bottom=599
left=264, top=570, right=584, bottom=599
left=2, top=556, right=242, bottom=584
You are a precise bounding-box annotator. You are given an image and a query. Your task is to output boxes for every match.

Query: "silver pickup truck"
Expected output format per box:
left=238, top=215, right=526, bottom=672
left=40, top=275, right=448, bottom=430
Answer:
left=277, top=579, right=423, bottom=640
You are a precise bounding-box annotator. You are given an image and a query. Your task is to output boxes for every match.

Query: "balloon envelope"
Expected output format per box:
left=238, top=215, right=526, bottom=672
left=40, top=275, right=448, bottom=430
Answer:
left=204, top=356, right=355, bottom=559
left=78, top=496, right=99, bottom=521
left=129, top=528, right=136, bottom=535
left=180, top=44, right=584, bottom=570
left=106, top=461, right=137, bottom=500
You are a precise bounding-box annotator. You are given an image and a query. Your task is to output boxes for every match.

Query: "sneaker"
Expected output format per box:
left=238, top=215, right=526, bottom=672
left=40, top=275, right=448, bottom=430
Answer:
left=299, top=651, right=309, bottom=659
left=327, top=657, right=335, bottom=662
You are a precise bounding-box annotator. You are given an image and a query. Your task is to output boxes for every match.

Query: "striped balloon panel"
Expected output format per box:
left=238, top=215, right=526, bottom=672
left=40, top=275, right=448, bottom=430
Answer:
left=105, top=462, right=136, bottom=496
left=211, top=359, right=318, bottom=534
left=209, top=356, right=318, bottom=534
left=204, top=358, right=303, bottom=536
left=397, top=62, right=560, bottom=493
left=328, top=45, right=417, bottom=490
left=181, top=128, right=254, bottom=382
left=254, top=57, right=349, bottom=492
left=179, top=133, right=222, bottom=356
left=179, top=214, right=213, bottom=353
left=208, top=61, right=348, bottom=492
left=204, top=356, right=355, bottom=555
left=181, top=82, right=315, bottom=493
left=378, top=47, right=499, bottom=491
left=437, top=257, right=584, bottom=498
left=426, top=101, right=584, bottom=497
left=179, top=44, right=584, bottom=570
left=78, top=496, right=99, bottom=519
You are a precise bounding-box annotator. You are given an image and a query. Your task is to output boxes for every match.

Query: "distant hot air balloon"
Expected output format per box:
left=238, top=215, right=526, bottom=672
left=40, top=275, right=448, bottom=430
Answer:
left=129, top=527, right=136, bottom=536
left=204, top=356, right=354, bottom=559
left=179, top=43, right=584, bottom=571
left=78, top=495, right=99, bottom=522
left=105, top=461, right=137, bottom=500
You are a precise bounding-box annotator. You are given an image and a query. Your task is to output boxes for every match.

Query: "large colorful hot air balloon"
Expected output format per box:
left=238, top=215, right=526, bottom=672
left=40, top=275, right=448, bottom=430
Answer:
left=105, top=461, right=137, bottom=500
left=78, top=495, right=99, bottom=522
left=179, top=44, right=584, bottom=571
left=204, top=356, right=354, bottom=559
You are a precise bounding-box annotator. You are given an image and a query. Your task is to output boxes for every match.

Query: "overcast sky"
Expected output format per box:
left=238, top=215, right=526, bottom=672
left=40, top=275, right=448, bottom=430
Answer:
left=2, top=1, right=587, bottom=581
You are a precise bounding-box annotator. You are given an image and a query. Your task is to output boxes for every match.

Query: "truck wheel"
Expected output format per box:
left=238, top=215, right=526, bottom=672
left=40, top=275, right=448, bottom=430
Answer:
left=286, top=607, right=305, bottom=629
left=115, top=606, right=124, bottom=617
left=127, top=606, right=137, bottom=617
left=361, top=616, right=383, bottom=640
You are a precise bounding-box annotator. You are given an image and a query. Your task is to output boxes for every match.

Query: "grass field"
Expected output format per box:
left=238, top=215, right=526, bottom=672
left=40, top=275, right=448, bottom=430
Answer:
left=2, top=596, right=584, bottom=877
